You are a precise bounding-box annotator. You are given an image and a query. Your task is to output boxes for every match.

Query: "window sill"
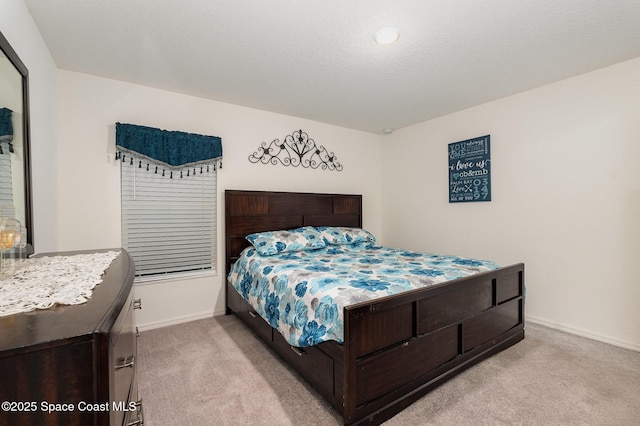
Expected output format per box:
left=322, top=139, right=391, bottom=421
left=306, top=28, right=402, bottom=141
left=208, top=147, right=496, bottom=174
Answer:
left=133, top=270, right=218, bottom=286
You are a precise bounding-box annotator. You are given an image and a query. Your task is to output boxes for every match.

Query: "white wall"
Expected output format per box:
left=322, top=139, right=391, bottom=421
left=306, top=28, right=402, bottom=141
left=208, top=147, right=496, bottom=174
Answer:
left=0, top=0, right=59, bottom=252
left=5, top=0, right=639, bottom=350
left=381, top=57, right=640, bottom=350
left=56, top=70, right=382, bottom=329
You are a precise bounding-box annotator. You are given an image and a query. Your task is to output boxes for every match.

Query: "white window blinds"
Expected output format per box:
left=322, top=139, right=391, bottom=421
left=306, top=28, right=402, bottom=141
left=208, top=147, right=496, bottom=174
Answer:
left=121, top=157, right=217, bottom=280
left=0, top=143, right=14, bottom=216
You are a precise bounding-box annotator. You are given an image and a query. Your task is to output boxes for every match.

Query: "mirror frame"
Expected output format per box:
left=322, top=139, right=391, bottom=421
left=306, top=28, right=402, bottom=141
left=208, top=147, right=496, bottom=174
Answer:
left=0, top=31, right=33, bottom=249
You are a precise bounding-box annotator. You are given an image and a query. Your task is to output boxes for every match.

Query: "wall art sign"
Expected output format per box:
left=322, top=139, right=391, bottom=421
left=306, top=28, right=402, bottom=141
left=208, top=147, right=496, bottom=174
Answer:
left=448, top=135, right=491, bottom=203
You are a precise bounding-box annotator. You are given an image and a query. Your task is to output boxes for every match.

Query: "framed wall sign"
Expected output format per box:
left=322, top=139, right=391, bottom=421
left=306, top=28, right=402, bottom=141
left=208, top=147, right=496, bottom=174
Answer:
left=448, top=135, right=491, bottom=203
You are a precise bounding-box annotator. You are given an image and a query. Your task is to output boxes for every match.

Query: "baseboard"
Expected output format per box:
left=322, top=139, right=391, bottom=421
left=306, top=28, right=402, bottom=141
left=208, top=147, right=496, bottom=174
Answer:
left=137, top=312, right=639, bottom=352
left=136, top=310, right=222, bottom=332
left=526, top=315, right=640, bottom=352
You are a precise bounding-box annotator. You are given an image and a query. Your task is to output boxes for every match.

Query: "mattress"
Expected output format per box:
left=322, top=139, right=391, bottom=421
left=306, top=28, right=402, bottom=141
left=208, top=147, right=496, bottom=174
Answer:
left=227, top=237, right=500, bottom=347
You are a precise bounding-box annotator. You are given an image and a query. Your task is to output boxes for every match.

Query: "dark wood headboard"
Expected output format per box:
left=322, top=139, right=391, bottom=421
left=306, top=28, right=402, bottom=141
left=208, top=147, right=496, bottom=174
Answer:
left=225, top=190, right=362, bottom=274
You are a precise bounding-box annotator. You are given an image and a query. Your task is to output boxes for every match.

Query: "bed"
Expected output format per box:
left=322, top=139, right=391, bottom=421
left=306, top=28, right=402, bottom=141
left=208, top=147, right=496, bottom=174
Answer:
left=225, top=190, right=525, bottom=425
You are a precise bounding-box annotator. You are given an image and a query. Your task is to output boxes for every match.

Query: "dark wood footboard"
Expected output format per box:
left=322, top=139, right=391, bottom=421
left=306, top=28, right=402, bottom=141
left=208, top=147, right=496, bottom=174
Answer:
left=342, top=263, right=525, bottom=424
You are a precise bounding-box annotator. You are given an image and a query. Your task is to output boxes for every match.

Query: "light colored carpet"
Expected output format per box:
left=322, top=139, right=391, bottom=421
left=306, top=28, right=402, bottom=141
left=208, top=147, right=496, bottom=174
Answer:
left=138, top=316, right=640, bottom=425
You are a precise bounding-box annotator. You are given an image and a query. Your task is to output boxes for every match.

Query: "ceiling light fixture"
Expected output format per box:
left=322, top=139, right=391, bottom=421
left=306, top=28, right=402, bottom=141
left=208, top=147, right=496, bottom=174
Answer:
left=375, top=27, right=399, bottom=45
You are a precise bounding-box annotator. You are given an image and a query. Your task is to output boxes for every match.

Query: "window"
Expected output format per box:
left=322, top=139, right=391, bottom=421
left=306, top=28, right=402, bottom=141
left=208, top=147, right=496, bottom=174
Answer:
left=0, top=108, right=15, bottom=218
left=120, top=158, right=217, bottom=279
left=0, top=142, right=14, bottom=216
left=116, top=123, right=222, bottom=281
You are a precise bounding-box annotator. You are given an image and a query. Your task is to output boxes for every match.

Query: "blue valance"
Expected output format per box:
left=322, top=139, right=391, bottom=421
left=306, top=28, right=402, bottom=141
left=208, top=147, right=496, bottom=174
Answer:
left=116, top=122, right=222, bottom=168
left=0, top=108, right=13, bottom=141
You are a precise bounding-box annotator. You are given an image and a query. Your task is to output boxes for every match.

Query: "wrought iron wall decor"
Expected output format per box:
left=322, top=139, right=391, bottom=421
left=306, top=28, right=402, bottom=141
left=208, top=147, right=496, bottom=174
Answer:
left=248, top=129, right=343, bottom=171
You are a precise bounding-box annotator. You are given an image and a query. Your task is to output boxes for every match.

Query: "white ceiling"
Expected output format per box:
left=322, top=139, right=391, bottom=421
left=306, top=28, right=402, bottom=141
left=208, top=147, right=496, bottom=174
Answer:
left=24, top=0, right=640, bottom=134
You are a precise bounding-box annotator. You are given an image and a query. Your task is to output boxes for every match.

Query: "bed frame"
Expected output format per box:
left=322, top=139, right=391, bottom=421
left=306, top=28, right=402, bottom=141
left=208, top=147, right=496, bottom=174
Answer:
left=225, top=190, right=525, bottom=425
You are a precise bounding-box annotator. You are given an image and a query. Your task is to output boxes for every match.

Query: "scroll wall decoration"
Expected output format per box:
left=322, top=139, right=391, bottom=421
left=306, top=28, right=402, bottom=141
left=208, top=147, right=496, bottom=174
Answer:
left=249, top=129, right=343, bottom=171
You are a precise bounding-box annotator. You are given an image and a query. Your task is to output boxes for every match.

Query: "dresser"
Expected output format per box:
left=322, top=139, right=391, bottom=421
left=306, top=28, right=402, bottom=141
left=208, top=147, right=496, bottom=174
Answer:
left=0, top=249, right=141, bottom=426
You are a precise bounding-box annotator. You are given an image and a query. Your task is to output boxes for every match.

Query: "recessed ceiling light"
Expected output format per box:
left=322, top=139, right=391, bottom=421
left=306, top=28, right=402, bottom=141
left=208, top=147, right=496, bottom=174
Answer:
left=375, top=27, right=399, bottom=45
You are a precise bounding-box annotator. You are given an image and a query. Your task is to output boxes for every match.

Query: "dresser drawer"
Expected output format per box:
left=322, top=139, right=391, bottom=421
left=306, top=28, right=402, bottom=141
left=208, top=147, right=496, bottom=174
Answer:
left=111, top=290, right=136, bottom=426
left=228, top=282, right=273, bottom=342
left=237, top=305, right=274, bottom=343
left=272, top=331, right=334, bottom=399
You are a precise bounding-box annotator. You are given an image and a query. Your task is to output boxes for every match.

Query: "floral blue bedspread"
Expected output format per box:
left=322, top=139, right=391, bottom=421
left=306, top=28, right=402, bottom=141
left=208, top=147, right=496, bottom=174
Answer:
left=227, top=242, right=500, bottom=347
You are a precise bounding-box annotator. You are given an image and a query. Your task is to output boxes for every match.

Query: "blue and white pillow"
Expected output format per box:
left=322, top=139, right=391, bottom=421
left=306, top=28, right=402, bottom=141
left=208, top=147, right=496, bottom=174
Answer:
left=246, top=226, right=326, bottom=256
left=316, top=226, right=376, bottom=245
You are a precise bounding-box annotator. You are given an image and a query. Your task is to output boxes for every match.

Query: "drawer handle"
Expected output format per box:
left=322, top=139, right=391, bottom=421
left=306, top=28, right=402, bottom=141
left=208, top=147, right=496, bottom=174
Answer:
left=116, top=355, right=135, bottom=370
left=248, top=310, right=258, bottom=318
left=126, top=399, right=144, bottom=426
left=133, top=299, right=142, bottom=310
left=290, top=346, right=306, bottom=357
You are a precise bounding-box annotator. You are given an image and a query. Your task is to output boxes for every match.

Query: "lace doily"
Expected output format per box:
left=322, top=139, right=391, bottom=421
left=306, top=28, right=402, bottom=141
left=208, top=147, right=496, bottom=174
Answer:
left=0, top=251, right=121, bottom=317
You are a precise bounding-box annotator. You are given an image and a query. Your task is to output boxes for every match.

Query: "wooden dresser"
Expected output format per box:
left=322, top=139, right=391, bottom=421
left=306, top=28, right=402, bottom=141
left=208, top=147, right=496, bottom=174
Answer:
left=0, top=249, right=141, bottom=426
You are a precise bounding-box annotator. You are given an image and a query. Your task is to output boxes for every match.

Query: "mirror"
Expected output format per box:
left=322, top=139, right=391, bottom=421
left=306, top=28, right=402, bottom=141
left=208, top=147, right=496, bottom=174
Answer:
left=0, top=31, right=33, bottom=253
